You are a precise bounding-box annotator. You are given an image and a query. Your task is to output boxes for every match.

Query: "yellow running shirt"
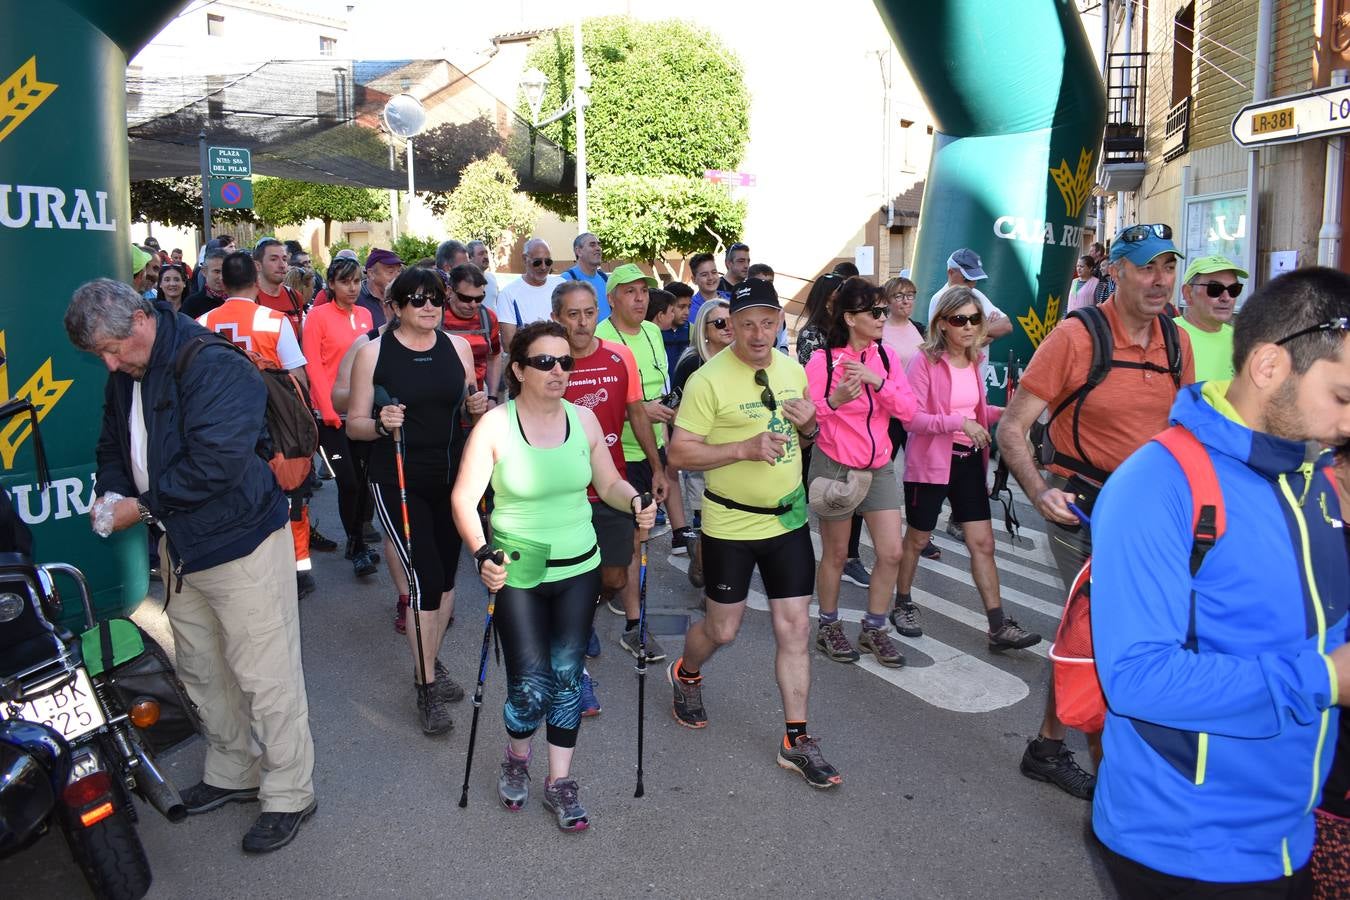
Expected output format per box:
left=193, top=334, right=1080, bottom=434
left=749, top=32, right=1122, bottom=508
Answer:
left=676, top=348, right=809, bottom=541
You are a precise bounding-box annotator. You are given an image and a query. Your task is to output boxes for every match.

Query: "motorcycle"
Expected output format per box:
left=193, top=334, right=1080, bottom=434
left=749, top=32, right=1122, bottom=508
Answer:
left=0, top=398, right=198, bottom=900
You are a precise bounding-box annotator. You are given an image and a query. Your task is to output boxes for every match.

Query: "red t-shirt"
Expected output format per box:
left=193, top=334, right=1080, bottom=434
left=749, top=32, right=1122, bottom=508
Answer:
left=441, top=305, right=502, bottom=388
left=564, top=339, right=641, bottom=501
left=256, top=284, right=305, bottom=336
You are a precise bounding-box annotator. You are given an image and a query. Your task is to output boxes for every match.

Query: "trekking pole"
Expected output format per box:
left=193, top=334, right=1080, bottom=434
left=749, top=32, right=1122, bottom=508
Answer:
left=386, top=393, right=429, bottom=694
left=458, top=547, right=506, bottom=808
left=633, top=492, right=654, bottom=799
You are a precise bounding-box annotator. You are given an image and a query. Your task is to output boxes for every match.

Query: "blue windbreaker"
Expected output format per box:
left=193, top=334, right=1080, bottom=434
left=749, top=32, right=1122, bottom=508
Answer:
left=1091, top=381, right=1347, bottom=883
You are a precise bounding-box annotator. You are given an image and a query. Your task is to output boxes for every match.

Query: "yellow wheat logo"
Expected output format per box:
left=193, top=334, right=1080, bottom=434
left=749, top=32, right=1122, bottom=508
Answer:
left=1050, top=147, right=1094, bottom=219
left=1018, top=295, right=1062, bottom=349
left=0, top=331, right=73, bottom=469
left=0, top=56, right=57, bottom=143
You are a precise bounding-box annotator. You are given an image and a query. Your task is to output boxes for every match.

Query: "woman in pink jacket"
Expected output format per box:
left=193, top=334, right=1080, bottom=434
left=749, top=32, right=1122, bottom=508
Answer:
left=897, top=287, right=1041, bottom=652
left=806, top=277, right=918, bottom=667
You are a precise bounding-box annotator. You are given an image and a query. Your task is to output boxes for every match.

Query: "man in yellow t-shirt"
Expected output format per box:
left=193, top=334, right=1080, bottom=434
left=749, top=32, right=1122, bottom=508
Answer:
left=666, top=279, right=842, bottom=789
left=1175, top=254, right=1246, bottom=383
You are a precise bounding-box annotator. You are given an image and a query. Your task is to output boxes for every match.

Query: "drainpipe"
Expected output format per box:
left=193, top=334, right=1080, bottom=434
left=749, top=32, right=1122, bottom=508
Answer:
left=1319, top=68, right=1347, bottom=268
left=1097, top=0, right=1110, bottom=239
left=1115, top=0, right=1135, bottom=237
left=1251, top=0, right=1274, bottom=276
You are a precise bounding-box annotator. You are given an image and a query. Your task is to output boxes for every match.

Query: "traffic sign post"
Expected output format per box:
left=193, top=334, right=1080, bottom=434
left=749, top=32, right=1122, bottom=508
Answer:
left=1232, top=83, right=1350, bottom=147
left=208, top=146, right=252, bottom=177
left=209, top=177, right=253, bottom=210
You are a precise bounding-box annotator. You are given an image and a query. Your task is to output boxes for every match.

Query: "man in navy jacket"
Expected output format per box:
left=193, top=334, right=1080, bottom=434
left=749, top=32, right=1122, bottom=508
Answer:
left=65, top=279, right=316, bottom=854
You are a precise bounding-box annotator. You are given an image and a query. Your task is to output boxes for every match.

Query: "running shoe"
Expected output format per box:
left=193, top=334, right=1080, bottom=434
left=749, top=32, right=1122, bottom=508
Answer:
left=687, top=532, right=705, bottom=589
left=352, top=547, right=378, bottom=578
left=858, top=625, right=905, bottom=667
left=498, top=747, right=531, bottom=810
left=777, top=735, right=843, bottom=789
left=946, top=518, right=965, bottom=541
left=308, top=525, right=338, bottom=552
left=671, top=526, right=697, bottom=556
left=842, top=558, right=871, bottom=587
left=580, top=672, right=601, bottom=717
left=620, top=626, right=667, bottom=662
left=815, top=620, right=860, bottom=663
left=667, top=659, right=707, bottom=728
left=415, top=682, right=452, bottom=735
left=989, top=619, right=1042, bottom=652
left=394, top=596, right=408, bottom=635
left=606, top=598, right=625, bottom=616
left=920, top=540, right=941, bottom=561
left=890, top=601, right=923, bottom=638
left=585, top=627, right=601, bottom=659
left=542, top=777, right=589, bottom=831
left=431, top=658, right=464, bottom=703
left=1020, top=740, right=1095, bottom=800
left=295, top=571, right=316, bottom=601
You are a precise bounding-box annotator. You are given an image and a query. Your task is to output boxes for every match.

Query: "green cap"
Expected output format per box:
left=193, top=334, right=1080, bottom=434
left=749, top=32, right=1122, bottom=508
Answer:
left=607, top=263, right=658, bottom=293
left=130, top=244, right=152, bottom=274
left=1183, top=254, right=1248, bottom=283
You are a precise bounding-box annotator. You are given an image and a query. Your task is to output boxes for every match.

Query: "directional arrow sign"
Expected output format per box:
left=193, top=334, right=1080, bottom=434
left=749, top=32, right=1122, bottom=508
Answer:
left=1232, top=84, right=1350, bottom=148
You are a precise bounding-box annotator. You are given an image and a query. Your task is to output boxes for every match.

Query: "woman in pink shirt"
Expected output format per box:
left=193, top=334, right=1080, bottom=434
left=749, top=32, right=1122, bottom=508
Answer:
left=896, top=287, right=1041, bottom=652
left=1067, top=255, right=1099, bottom=312
left=805, top=277, right=918, bottom=667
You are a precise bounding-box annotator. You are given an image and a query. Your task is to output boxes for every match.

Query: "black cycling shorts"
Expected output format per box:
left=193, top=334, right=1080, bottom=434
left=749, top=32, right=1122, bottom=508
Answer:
left=903, top=449, right=991, bottom=533
left=701, top=525, right=815, bottom=605
left=591, top=500, right=635, bottom=569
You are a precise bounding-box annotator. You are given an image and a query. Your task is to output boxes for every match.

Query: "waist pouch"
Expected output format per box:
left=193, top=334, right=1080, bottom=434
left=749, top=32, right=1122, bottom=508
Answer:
left=705, top=482, right=807, bottom=531
left=81, top=619, right=202, bottom=755
left=494, top=529, right=598, bottom=590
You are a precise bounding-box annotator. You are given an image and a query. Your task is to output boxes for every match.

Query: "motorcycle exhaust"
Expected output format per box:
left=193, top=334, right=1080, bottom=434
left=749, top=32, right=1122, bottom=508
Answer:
left=131, top=743, right=185, bottom=823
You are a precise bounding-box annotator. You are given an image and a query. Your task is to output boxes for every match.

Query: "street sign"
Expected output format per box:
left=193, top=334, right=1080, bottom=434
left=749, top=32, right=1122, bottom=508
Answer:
left=1232, top=83, right=1350, bottom=147
left=704, top=169, right=757, bottom=187
left=208, top=146, right=252, bottom=177
left=209, top=177, right=253, bottom=209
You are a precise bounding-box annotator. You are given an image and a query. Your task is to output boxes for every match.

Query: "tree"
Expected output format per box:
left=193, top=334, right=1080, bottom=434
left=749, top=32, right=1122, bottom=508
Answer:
left=442, top=153, right=539, bottom=258
left=252, top=177, right=388, bottom=244
left=589, top=175, right=745, bottom=278
left=130, top=178, right=258, bottom=228
left=413, top=114, right=507, bottom=216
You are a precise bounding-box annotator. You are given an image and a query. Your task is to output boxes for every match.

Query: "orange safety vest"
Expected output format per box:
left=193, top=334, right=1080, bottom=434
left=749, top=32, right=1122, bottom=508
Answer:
left=197, top=299, right=292, bottom=369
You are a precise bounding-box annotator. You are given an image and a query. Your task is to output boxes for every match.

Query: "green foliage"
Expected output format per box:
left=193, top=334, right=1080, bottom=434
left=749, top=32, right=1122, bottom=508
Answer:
left=252, top=177, right=388, bottom=243
left=130, top=177, right=258, bottom=228
left=327, top=239, right=370, bottom=265
left=442, top=153, right=539, bottom=254
left=391, top=234, right=440, bottom=266
left=589, top=174, right=745, bottom=265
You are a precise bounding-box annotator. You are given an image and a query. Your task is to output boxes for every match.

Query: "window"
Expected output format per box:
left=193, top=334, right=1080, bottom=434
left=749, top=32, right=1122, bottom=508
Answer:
left=207, top=13, right=224, bottom=37
left=1172, top=3, right=1194, bottom=105
left=319, top=36, right=337, bottom=56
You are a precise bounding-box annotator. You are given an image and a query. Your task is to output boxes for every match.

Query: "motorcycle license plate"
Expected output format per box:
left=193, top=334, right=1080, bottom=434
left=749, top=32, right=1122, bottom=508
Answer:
left=4, top=667, right=106, bottom=742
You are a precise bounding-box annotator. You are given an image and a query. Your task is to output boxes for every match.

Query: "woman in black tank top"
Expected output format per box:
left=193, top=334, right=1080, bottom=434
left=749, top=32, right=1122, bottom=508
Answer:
left=347, top=268, right=488, bottom=735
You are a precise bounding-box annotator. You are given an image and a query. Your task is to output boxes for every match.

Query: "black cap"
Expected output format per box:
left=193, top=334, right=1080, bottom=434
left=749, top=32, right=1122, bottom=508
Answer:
left=728, top=279, right=779, bottom=314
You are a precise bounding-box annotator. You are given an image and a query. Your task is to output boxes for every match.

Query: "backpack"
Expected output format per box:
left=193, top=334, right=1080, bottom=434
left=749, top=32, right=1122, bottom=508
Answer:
left=174, top=335, right=320, bottom=491
left=1033, top=306, right=1184, bottom=484
left=1048, top=425, right=1223, bottom=734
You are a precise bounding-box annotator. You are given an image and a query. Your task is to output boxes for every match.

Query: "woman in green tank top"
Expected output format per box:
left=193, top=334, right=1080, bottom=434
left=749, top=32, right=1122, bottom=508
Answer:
left=452, top=321, right=655, bottom=831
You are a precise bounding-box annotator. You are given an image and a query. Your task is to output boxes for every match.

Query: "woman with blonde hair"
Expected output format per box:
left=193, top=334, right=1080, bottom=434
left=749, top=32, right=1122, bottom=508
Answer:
left=284, top=265, right=315, bottom=311
left=894, top=287, right=1041, bottom=651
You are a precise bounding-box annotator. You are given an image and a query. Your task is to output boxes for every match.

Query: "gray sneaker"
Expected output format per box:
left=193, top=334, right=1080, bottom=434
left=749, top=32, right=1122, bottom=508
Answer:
left=989, top=618, right=1043, bottom=652
left=815, top=620, right=860, bottom=663
left=668, top=660, right=708, bottom=728
left=542, top=777, right=590, bottom=831
left=946, top=518, right=965, bottom=541
left=889, top=602, right=923, bottom=638
left=620, top=625, right=667, bottom=662
left=841, top=558, right=871, bottom=587
left=416, top=658, right=463, bottom=703
left=498, top=748, right=530, bottom=811
left=858, top=625, right=905, bottom=668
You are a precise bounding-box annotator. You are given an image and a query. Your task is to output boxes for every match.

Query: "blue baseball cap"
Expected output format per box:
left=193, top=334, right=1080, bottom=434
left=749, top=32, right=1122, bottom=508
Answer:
left=1109, top=224, right=1183, bottom=267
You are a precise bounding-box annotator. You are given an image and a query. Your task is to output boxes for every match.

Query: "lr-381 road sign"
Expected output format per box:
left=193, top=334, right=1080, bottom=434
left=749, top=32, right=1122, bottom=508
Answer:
left=1232, top=83, right=1350, bottom=148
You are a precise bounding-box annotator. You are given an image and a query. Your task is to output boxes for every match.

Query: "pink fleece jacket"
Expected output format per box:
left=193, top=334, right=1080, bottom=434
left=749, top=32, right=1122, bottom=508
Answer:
left=806, top=342, right=917, bottom=469
left=902, top=351, right=1002, bottom=485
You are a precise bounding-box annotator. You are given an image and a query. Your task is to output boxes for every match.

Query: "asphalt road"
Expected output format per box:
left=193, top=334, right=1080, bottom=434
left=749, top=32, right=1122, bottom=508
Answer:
left=2, top=473, right=1115, bottom=899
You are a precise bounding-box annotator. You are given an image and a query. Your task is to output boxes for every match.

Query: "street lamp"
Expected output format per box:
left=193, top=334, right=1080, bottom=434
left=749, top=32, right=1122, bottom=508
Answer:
left=518, top=20, right=589, bottom=230
left=382, top=92, right=428, bottom=239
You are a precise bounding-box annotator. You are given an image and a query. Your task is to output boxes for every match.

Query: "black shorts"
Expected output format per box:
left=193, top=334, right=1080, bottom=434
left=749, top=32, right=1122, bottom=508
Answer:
left=701, top=525, right=815, bottom=605
left=904, top=449, right=991, bottom=532
left=591, top=501, right=635, bottom=568
left=624, top=447, right=667, bottom=498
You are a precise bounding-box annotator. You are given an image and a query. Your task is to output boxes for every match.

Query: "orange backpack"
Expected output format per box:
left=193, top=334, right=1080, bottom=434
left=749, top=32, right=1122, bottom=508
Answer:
left=1049, top=425, right=1225, bottom=734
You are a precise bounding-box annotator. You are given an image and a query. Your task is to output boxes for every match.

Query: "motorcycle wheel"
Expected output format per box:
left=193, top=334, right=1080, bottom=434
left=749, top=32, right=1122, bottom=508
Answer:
left=60, top=799, right=152, bottom=900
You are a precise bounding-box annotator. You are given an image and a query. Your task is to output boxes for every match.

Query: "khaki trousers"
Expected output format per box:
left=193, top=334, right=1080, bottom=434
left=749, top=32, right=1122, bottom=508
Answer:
left=164, top=526, right=316, bottom=813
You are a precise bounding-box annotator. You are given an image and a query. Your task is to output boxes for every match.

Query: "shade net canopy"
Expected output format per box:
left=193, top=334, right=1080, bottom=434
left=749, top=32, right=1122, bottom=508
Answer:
left=127, top=58, right=573, bottom=193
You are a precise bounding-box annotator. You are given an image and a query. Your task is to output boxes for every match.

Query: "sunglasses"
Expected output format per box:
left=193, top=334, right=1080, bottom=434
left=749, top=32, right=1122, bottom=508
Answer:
left=405, top=291, right=444, bottom=308
left=1119, top=223, right=1173, bottom=243
left=528, top=257, right=554, bottom=268
left=708, top=317, right=729, bottom=330
left=753, top=368, right=777, bottom=415
left=1274, top=317, right=1350, bottom=347
left=1193, top=280, right=1243, bottom=299
left=944, top=313, right=984, bottom=327
left=453, top=289, right=486, bottom=304
left=522, top=353, right=575, bottom=372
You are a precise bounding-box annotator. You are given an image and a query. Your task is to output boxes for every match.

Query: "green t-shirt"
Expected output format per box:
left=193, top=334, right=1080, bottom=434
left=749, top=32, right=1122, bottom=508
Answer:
left=1175, top=317, right=1234, bottom=384
left=675, top=348, right=808, bottom=541
left=595, top=318, right=667, bottom=461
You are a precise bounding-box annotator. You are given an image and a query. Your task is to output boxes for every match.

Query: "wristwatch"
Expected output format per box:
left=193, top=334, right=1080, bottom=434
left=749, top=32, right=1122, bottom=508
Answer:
left=801, top=424, right=821, bottom=442
left=136, top=500, right=157, bottom=527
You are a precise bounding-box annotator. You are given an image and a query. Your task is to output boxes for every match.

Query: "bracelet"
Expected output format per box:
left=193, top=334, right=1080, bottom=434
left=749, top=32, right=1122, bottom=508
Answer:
left=801, top=425, right=820, bottom=441
left=473, top=544, right=497, bottom=573
left=136, top=500, right=157, bottom=527
left=375, top=421, right=390, bottom=438
left=630, top=494, right=643, bottom=520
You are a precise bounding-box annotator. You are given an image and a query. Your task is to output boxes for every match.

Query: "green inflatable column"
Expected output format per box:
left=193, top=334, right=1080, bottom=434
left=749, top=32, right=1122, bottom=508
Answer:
left=874, top=0, right=1106, bottom=402
left=1, top=1, right=186, bottom=627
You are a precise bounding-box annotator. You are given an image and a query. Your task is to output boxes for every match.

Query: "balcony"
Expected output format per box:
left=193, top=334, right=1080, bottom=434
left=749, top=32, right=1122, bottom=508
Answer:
left=1101, top=51, right=1147, bottom=191
left=1162, top=95, right=1191, bottom=162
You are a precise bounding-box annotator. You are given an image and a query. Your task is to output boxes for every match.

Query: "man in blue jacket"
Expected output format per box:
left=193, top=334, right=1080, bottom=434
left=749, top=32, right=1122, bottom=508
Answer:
left=64, top=279, right=317, bottom=854
left=1091, top=267, right=1350, bottom=895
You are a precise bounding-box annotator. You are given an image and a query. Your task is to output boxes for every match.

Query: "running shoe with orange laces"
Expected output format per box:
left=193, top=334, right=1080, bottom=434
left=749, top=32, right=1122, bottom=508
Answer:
left=777, top=734, right=843, bottom=789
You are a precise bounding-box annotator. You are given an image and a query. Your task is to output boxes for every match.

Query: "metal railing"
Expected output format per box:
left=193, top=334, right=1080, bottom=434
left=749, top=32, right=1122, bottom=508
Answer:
left=1104, top=51, right=1148, bottom=164
left=1162, top=95, right=1191, bottom=161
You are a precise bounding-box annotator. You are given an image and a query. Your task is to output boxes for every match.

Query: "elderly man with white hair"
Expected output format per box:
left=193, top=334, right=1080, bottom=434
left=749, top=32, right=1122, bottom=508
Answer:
left=494, top=237, right=565, bottom=352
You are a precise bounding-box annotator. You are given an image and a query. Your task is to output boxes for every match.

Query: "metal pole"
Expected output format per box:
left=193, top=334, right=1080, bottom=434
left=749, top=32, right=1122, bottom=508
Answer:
left=198, top=130, right=212, bottom=244
left=389, top=140, right=399, bottom=242
left=406, top=138, right=415, bottom=197
left=1319, top=69, right=1348, bottom=268
left=1248, top=0, right=1273, bottom=279
left=573, top=19, right=588, bottom=231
